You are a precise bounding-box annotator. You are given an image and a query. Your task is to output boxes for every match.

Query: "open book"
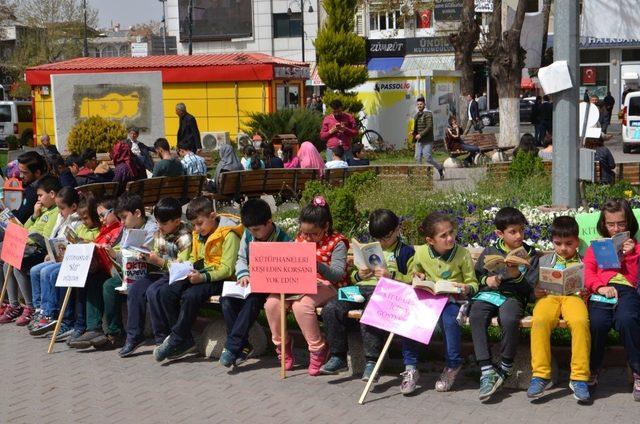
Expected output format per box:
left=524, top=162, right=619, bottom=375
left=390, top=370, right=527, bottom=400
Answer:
left=412, top=275, right=461, bottom=295
left=121, top=229, right=151, bottom=254
left=352, top=239, right=386, bottom=270
left=539, top=264, right=584, bottom=295
left=64, top=227, right=89, bottom=244
left=221, top=281, right=252, bottom=299
left=0, top=208, right=20, bottom=231
left=483, top=246, right=531, bottom=272
left=46, top=237, right=68, bottom=263
left=169, top=261, right=194, bottom=285
left=591, top=231, right=629, bottom=269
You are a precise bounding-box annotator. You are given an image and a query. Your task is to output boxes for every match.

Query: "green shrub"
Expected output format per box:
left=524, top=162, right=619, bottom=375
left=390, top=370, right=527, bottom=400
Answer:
left=67, top=116, right=127, bottom=154
left=243, top=109, right=324, bottom=149
left=322, top=91, right=363, bottom=115
left=5, top=135, right=19, bottom=150
left=584, top=179, right=636, bottom=206
left=508, top=150, right=546, bottom=183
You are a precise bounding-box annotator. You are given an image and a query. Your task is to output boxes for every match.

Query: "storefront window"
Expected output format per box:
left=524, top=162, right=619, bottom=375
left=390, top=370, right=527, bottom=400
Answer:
left=580, top=49, right=610, bottom=64
left=580, top=65, right=610, bottom=100
left=622, top=49, right=640, bottom=62
left=276, top=83, right=301, bottom=110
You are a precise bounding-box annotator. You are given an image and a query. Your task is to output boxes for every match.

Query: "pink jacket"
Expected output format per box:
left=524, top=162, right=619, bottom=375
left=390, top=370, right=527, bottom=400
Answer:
left=584, top=243, right=640, bottom=292
left=320, top=113, right=359, bottom=150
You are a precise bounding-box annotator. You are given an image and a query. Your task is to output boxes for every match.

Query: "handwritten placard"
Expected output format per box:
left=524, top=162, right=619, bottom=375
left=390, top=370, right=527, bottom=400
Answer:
left=1, top=222, right=28, bottom=269
left=360, top=278, right=448, bottom=345
left=249, top=242, right=317, bottom=294
left=56, top=243, right=95, bottom=288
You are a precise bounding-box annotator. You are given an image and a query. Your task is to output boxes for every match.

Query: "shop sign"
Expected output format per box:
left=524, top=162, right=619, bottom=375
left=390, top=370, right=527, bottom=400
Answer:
left=475, top=0, right=493, bottom=13
left=406, top=37, right=454, bottom=54
left=434, top=0, right=463, bottom=22
left=274, top=66, right=310, bottom=79
left=367, top=39, right=406, bottom=58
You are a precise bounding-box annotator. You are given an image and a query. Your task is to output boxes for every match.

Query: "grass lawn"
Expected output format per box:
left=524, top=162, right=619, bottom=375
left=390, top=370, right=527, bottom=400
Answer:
left=367, top=148, right=448, bottom=165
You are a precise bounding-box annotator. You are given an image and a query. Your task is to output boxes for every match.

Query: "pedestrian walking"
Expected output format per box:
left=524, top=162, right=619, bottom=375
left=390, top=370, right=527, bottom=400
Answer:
left=412, top=97, right=444, bottom=180
left=463, top=94, right=482, bottom=135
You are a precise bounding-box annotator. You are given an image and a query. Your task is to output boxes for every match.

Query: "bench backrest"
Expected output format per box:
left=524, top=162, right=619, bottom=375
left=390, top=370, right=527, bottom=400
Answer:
left=324, top=166, right=377, bottom=186
left=216, top=168, right=319, bottom=199
left=461, top=133, right=497, bottom=149
left=125, top=175, right=206, bottom=206
left=76, top=182, right=120, bottom=200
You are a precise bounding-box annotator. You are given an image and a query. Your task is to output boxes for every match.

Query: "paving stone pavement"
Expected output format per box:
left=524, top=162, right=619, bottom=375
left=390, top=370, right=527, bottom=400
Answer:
left=0, top=324, right=637, bottom=424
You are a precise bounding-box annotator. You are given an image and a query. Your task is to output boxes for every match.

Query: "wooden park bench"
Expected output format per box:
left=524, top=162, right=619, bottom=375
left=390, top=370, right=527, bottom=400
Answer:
left=206, top=168, right=319, bottom=202
left=76, top=182, right=120, bottom=200
left=461, top=133, right=513, bottom=164
left=616, top=162, right=640, bottom=186
left=125, top=175, right=207, bottom=207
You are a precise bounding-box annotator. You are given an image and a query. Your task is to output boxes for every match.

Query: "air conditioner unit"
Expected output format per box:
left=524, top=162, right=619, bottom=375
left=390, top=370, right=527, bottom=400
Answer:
left=201, top=131, right=229, bottom=151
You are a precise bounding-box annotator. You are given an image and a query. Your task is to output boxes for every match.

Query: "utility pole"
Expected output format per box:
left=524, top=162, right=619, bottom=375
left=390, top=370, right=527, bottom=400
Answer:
left=83, top=0, right=88, bottom=57
left=300, top=1, right=305, bottom=62
left=160, top=0, right=167, bottom=55
left=188, top=0, right=193, bottom=55
left=551, top=0, right=580, bottom=207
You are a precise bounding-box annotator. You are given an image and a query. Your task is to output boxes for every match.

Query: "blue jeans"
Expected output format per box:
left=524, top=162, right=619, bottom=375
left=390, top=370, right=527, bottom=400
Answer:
left=220, top=293, right=267, bottom=355
left=40, top=263, right=61, bottom=317
left=414, top=142, right=443, bottom=171
left=61, top=288, right=86, bottom=332
left=30, top=261, right=56, bottom=310
left=402, top=302, right=462, bottom=368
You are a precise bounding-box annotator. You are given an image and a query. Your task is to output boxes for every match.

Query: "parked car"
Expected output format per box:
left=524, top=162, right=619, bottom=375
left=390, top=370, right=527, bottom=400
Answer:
left=479, top=97, right=537, bottom=127
left=0, top=100, right=33, bottom=146
left=621, top=91, right=640, bottom=153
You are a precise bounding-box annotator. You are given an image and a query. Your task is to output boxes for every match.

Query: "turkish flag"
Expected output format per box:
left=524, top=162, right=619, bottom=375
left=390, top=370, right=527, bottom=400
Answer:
left=417, top=10, right=431, bottom=28
left=582, top=67, right=596, bottom=85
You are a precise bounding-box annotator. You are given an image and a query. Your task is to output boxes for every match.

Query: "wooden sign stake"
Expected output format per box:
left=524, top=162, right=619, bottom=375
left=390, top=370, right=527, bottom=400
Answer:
left=47, top=287, right=72, bottom=354
left=358, top=332, right=395, bottom=405
left=280, top=293, right=286, bottom=379
left=0, top=264, right=12, bottom=305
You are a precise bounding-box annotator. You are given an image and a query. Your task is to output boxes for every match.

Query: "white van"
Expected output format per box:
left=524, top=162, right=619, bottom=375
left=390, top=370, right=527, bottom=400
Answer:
left=0, top=101, right=33, bottom=146
left=621, top=91, right=640, bottom=153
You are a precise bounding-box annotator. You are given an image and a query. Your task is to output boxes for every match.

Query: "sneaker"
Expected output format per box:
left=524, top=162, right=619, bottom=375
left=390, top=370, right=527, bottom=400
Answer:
left=570, top=380, right=591, bottom=403
left=93, top=334, right=124, bottom=350
left=154, top=337, right=196, bottom=362
left=400, top=368, right=420, bottom=395
left=0, top=301, right=9, bottom=315
left=27, top=311, right=43, bottom=331
left=527, top=377, right=552, bottom=399
left=236, top=343, right=254, bottom=365
left=362, top=361, right=379, bottom=382
left=119, top=337, right=146, bottom=358
left=633, top=373, right=640, bottom=402
left=479, top=368, right=504, bottom=402
left=0, top=305, right=23, bottom=324
left=55, top=325, right=75, bottom=342
left=219, top=348, right=238, bottom=368
left=438, top=168, right=445, bottom=180
left=67, top=330, right=104, bottom=349
left=435, top=366, right=462, bottom=392
left=29, top=316, right=58, bottom=336
left=320, top=356, right=348, bottom=375
left=308, top=345, right=330, bottom=376
left=66, top=330, right=85, bottom=346
left=276, top=338, right=294, bottom=371
left=15, top=307, right=35, bottom=326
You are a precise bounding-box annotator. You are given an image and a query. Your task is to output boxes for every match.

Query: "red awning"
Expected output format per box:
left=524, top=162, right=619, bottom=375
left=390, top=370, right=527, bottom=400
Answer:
left=521, top=76, right=536, bottom=90
left=25, top=53, right=309, bottom=86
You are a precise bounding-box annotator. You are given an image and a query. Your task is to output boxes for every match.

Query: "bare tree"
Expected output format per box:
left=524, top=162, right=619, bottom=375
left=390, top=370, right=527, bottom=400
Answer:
left=540, top=0, right=552, bottom=68
left=482, top=0, right=527, bottom=147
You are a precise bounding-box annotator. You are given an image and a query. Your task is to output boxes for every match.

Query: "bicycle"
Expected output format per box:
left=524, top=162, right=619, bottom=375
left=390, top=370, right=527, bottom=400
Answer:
left=357, top=115, right=384, bottom=151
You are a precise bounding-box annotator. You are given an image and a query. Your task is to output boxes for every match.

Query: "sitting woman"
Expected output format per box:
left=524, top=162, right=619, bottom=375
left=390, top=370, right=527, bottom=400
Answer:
left=538, top=132, right=553, bottom=161
left=283, top=144, right=299, bottom=169
left=111, top=140, right=146, bottom=194
left=263, top=143, right=284, bottom=169
left=212, top=144, right=243, bottom=190
left=512, top=133, right=539, bottom=159
left=444, top=116, right=479, bottom=167
left=297, top=141, right=325, bottom=176
left=585, top=135, right=616, bottom=184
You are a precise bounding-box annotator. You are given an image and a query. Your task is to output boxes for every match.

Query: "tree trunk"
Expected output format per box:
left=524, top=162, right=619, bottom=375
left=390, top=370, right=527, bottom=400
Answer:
left=540, top=0, right=552, bottom=68
left=498, top=97, right=520, bottom=148
left=449, top=0, right=480, bottom=125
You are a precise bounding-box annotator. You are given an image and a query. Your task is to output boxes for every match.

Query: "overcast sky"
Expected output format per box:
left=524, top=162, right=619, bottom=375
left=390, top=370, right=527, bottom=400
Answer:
left=89, top=0, right=164, bottom=29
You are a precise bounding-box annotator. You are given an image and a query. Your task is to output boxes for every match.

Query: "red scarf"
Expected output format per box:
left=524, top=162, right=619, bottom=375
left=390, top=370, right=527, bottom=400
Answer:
left=111, top=140, right=143, bottom=179
left=296, top=231, right=349, bottom=288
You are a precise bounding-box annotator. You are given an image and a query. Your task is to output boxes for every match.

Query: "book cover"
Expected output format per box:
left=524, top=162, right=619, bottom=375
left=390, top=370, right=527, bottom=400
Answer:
left=412, top=276, right=461, bottom=295
left=46, top=237, right=69, bottom=263
left=539, top=264, right=584, bottom=295
left=352, top=239, right=386, bottom=271
left=591, top=231, right=628, bottom=269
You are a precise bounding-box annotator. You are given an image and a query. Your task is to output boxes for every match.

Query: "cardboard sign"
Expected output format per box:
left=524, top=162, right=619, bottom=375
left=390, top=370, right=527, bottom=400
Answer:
left=576, top=209, right=640, bottom=254
left=249, top=242, right=317, bottom=294
left=1, top=222, right=28, bottom=269
left=360, top=278, right=448, bottom=345
left=56, top=243, right=95, bottom=288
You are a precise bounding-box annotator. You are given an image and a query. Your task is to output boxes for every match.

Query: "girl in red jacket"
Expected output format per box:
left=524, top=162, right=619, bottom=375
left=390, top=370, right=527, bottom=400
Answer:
left=584, top=199, right=640, bottom=401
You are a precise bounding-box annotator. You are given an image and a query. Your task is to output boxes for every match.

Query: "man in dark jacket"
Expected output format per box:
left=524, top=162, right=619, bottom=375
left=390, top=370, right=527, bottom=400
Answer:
left=13, top=151, right=47, bottom=223
left=125, top=127, right=154, bottom=172
left=176, top=103, right=202, bottom=153
left=413, top=97, right=444, bottom=179
left=538, top=95, right=553, bottom=144
left=464, top=94, right=481, bottom=135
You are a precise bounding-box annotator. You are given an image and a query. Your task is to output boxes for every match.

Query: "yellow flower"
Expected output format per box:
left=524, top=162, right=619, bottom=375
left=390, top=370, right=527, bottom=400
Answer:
left=625, top=190, right=633, bottom=199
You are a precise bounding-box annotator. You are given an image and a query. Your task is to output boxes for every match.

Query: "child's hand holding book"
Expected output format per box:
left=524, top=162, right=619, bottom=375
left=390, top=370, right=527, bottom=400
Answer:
left=622, top=238, right=636, bottom=255
left=373, top=267, right=390, bottom=279
left=358, top=267, right=374, bottom=280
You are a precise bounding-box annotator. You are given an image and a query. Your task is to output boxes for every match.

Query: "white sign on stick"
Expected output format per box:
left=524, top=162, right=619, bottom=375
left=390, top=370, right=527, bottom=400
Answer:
left=56, top=243, right=95, bottom=288
left=538, top=61, right=573, bottom=95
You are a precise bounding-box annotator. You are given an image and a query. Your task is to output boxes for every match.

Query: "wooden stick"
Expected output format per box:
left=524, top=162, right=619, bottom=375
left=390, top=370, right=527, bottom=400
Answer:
left=0, top=264, right=13, bottom=306
left=47, top=287, right=72, bottom=354
left=358, top=332, right=395, bottom=405
left=280, top=292, right=286, bottom=379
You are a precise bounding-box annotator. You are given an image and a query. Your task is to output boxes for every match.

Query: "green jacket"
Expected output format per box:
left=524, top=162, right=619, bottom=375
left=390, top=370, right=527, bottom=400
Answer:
left=413, top=110, right=434, bottom=144
left=25, top=205, right=59, bottom=239
left=412, top=244, right=479, bottom=294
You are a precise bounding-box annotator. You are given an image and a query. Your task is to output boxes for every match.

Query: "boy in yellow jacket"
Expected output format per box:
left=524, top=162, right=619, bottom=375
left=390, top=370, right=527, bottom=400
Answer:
left=152, top=196, right=242, bottom=362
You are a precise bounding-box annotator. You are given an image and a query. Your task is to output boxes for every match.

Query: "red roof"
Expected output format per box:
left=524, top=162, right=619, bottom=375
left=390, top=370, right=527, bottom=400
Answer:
left=26, top=53, right=308, bottom=85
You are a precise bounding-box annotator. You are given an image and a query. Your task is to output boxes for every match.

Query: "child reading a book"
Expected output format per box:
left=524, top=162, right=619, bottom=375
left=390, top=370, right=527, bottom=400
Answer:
left=320, top=209, right=414, bottom=381
left=151, top=197, right=242, bottom=362
left=584, top=199, right=640, bottom=401
left=470, top=206, right=539, bottom=402
left=219, top=198, right=291, bottom=368
left=264, top=196, right=348, bottom=376
left=70, top=194, right=157, bottom=350
left=118, top=197, right=192, bottom=358
left=400, top=212, right=477, bottom=395
left=68, top=199, right=123, bottom=347
left=528, top=216, right=590, bottom=402
left=0, top=176, right=60, bottom=326
left=28, top=186, right=82, bottom=336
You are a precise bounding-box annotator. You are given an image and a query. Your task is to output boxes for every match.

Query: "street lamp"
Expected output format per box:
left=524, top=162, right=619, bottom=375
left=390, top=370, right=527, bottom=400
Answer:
left=82, top=0, right=88, bottom=57
left=159, top=0, right=167, bottom=55
left=287, top=0, right=314, bottom=62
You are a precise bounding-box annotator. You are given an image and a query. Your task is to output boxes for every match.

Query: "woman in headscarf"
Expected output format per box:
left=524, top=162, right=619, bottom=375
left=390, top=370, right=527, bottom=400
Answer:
left=297, top=141, right=325, bottom=177
left=111, top=140, right=146, bottom=194
left=213, top=143, right=243, bottom=189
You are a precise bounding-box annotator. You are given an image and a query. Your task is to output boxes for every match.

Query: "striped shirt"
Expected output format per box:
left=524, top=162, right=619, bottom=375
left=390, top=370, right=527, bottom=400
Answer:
left=181, top=152, right=207, bottom=175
